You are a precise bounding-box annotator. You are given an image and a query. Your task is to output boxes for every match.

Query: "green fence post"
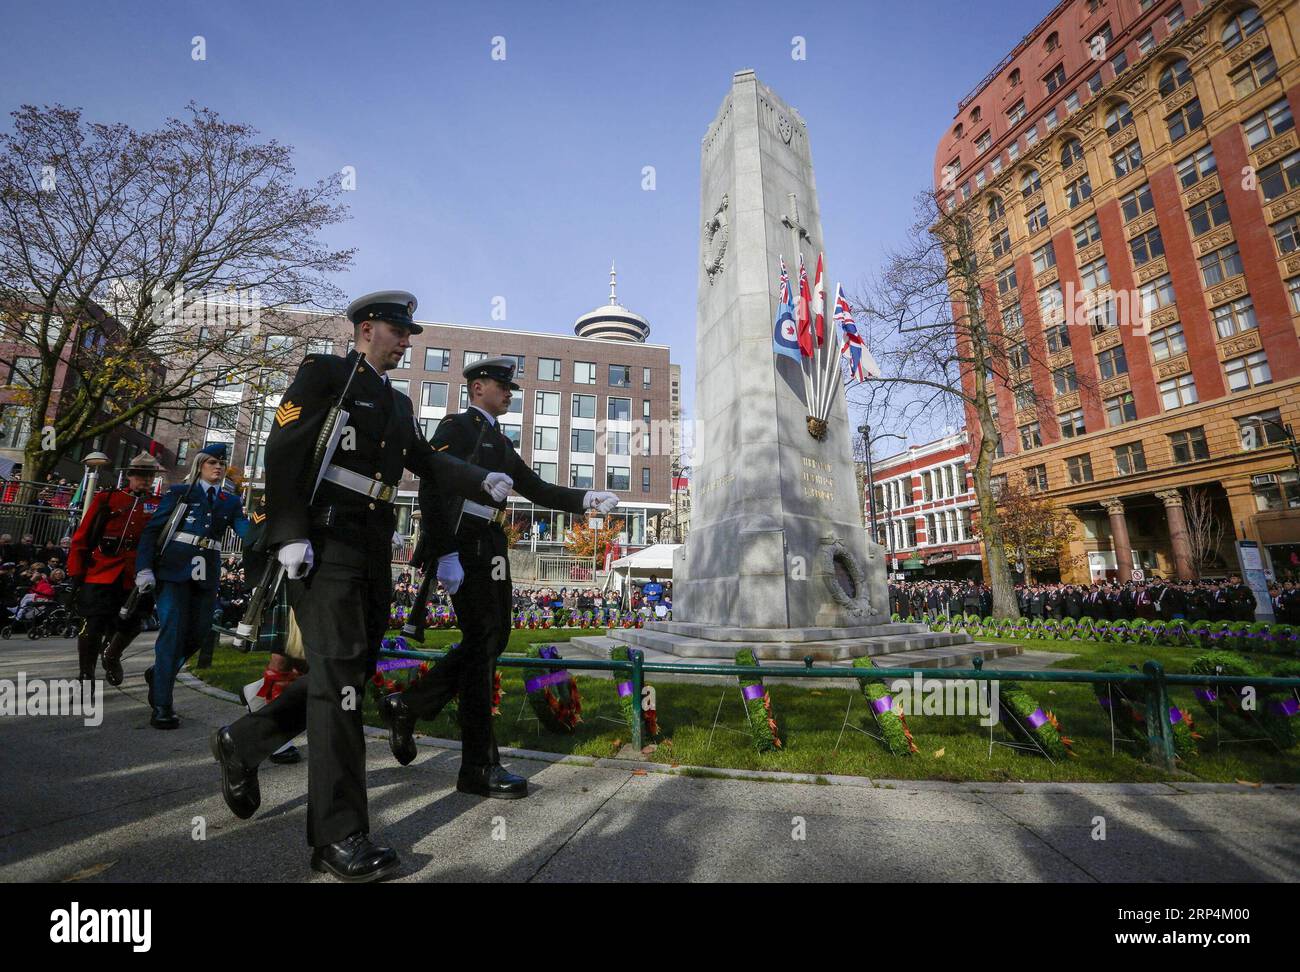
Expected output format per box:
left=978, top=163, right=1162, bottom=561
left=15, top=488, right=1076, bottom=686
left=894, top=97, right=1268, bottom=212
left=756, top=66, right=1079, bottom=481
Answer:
left=1142, top=660, right=1176, bottom=770
left=630, top=648, right=644, bottom=751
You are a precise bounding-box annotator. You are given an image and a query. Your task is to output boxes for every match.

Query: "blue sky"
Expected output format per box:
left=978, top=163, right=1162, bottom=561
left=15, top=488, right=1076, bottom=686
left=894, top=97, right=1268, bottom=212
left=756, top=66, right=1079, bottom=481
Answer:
left=2, top=0, right=1051, bottom=435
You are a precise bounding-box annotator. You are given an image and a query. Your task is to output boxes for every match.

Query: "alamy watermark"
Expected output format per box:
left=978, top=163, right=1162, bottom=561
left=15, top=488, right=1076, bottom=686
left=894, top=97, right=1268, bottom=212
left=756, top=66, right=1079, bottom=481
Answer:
left=887, top=673, right=1000, bottom=726
left=0, top=672, right=103, bottom=727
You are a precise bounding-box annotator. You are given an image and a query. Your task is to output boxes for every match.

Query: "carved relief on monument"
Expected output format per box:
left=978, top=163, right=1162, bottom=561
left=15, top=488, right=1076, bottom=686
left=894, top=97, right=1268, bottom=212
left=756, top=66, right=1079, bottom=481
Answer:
left=1154, top=354, right=1190, bottom=380
left=1196, top=227, right=1234, bottom=254
left=1184, top=174, right=1221, bottom=204
left=1207, top=277, right=1247, bottom=305
left=821, top=539, right=873, bottom=621
left=1254, top=130, right=1297, bottom=166
left=702, top=194, right=729, bottom=283
left=1137, top=257, right=1170, bottom=283
left=702, top=98, right=733, bottom=157
left=757, top=95, right=801, bottom=154
left=1217, top=329, right=1262, bottom=360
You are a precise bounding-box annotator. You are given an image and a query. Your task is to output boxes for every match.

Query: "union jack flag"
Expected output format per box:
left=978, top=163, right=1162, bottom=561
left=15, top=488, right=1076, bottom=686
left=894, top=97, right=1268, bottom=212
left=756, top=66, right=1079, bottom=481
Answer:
left=835, top=284, right=879, bottom=380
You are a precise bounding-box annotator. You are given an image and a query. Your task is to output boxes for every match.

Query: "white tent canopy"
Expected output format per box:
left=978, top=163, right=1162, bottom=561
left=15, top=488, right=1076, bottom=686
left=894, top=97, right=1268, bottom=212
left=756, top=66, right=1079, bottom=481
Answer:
left=611, top=543, right=679, bottom=574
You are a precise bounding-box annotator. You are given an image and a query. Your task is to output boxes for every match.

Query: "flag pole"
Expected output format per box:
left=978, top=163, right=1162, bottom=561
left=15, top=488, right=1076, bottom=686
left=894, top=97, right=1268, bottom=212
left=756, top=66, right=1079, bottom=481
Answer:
left=819, top=282, right=845, bottom=420
left=788, top=247, right=813, bottom=411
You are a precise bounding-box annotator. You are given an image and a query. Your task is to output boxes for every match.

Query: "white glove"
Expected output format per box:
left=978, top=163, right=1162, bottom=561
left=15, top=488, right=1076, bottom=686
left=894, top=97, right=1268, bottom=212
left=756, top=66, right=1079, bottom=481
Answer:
left=483, top=472, right=513, bottom=503
left=584, top=490, right=620, bottom=514
left=134, top=569, right=156, bottom=592
left=277, top=539, right=314, bottom=580
left=437, top=553, right=464, bottom=595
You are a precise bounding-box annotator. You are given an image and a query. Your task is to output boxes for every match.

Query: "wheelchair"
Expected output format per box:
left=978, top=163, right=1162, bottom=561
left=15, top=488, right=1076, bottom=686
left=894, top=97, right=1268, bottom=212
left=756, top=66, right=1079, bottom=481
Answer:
left=0, top=585, right=81, bottom=640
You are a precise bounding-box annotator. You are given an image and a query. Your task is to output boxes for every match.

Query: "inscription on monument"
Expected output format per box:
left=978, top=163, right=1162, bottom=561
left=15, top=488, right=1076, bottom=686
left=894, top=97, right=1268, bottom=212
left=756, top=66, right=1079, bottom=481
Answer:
left=801, top=456, right=835, bottom=502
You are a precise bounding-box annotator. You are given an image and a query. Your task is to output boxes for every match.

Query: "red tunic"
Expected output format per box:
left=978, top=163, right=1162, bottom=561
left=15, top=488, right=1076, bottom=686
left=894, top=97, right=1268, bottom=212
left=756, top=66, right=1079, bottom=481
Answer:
left=66, top=488, right=161, bottom=588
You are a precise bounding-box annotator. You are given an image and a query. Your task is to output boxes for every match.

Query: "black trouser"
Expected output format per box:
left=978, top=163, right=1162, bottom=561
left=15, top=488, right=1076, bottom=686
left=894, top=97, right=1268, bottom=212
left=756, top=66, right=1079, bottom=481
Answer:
left=76, top=582, right=143, bottom=674
left=227, top=542, right=389, bottom=847
left=401, top=561, right=512, bottom=771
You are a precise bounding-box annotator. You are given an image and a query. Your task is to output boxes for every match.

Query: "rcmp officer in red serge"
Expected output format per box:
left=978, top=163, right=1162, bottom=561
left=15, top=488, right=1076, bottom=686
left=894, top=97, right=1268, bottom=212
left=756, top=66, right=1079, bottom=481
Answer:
left=66, top=450, right=162, bottom=684
left=135, top=442, right=249, bottom=728
left=209, top=290, right=508, bottom=883
left=381, top=355, right=620, bottom=798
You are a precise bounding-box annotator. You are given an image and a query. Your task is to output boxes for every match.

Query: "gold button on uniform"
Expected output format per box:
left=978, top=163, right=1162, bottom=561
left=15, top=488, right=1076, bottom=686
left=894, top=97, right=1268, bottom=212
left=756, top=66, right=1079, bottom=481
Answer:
left=368, top=502, right=376, bottom=510
left=374, top=472, right=382, bottom=479
left=380, top=440, right=386, bottom=448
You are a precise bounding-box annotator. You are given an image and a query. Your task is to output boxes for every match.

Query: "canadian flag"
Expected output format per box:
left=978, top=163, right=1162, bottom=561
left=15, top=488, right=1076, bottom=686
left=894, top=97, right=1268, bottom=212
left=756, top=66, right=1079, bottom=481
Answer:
left=812, top=253, right=827, bottom=347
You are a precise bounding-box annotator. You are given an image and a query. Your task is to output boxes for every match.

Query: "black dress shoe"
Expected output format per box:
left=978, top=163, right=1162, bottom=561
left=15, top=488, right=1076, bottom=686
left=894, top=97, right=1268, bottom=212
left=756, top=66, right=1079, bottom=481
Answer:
left=210, top=727, right=260, bottom=819
left=144, top=665, right=155, bottom=707
left=310, top=833, right=399, bottom=883
left=150, top=705, right=179, bottom=729
left=457, top=763, right=528, bottom=799
left=379, top=692, right=418, bottom=766
left=268, top=744, right=301, bottom=765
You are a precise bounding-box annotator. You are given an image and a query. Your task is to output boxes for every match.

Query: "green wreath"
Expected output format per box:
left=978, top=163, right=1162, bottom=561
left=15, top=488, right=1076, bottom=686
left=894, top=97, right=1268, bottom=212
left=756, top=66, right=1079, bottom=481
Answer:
left=999, top=682, right=1073, bottom=760
left=523, top=644, right=582, bottom=733
left=1093, top=660, right=1198, bottom=760
left=609, top=645, right=663, bottom=742
left=851, top=657, right=917, bottom=756
left=1191, top=651, right=1297, bottom=750
left=734, top=648, right=781, bottom=752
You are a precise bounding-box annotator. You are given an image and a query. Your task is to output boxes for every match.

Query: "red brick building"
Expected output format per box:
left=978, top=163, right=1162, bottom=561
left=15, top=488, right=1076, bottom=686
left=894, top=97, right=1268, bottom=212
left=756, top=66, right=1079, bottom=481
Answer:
left=934, top=0, right=1300, bottom=581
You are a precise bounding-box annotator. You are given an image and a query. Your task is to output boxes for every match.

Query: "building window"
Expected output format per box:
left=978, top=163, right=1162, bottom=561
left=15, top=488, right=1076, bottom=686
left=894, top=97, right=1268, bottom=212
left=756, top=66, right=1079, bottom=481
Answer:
left=463, top=351, right=488, bottom=370
left=992, top=227, right=1013, bottom=259
left=987, top=195, right=1006, bottom=223
left=1019, top=422, right=1042, bottom=450
left=1113, top=441, right=1147, bottom=476
left=1053, top=364, right=1078, bottom=395
left=1106, top=392, right=1137, bottom=427
left=608, top=397, right=631, bottom=421
left=1130, top=226, right=1164, bottom=267
left=1166, top=5, right=1185, bottom=31
left=1002, top=304, right=1024, bottom=332
left=1158, top=59, right=1192, bottom=97
left=996, top=265, right=1018, bottom=296
left=1097, top=345, right=1128, bottom=380
left=1259, top=151, right=1300, bottom=203
left=1169, top=427, right=1209, bottom=463
left=1288, top=276, right=1300, bottom=313
left=501, top=424, right=521, bottom=447
left=424, top=348, right=450, bottom=372
left=607, top=364, right=630, bottom=388
left=533, top=426, right=559, bottom=452
left=1221, top=6, right=1264, bottom=51
left=1060, top=138, right=1085, bottom=168
left=1025, top=124, right=1040, bottom=148
left=607, top=430, right=631, bottom=456
left=606, top=466, right=630, bottom=491
left=1158, top=373, right=1198, bottom=410
left=643, top=367, right=652, bottom=389
left=570, top=464, right=594, bottom=489
left=458, top=384, right=469, bottom=410
left=388, top=379, right=410, bottom=399
left=1032, top=241, right=1057, bottom=273
left=1237, top=408, right=1288, bottom=450
left=1176, top=145, right=1216, bottom=189
left=1087, top=71, right=1103, bottom=96
left=1244, top=98, right=1294, bottom=151
left=1112, top=140, right=1143, bottom=178
left=642, top=467, right=652, bottom=493
left=1105, top=101, right=1133, bottom=137
left=1060, top=408, right=1086, bottom=439
left=1021, top=169, right=1042, bottom=197
left=1188, top=192, right=1230, bottom=238
left=1166, top=99, right=1203, bottom=143
left=1065, top=174, right=1093, bottom=208
left=1073, top=214, right=1101, bottom=248
left=1212, top=296, right=1258, bottom=339
left=976, top=130, right=992, bottom=153
left=533, top=462, right=558, bottom=485
left=1066, top=453, right=1094, bottom=484
left=1274, top=215, right=1300, bottom=255
left=419, top=381, right=448, bottom=408
left=1026, top=464, right=1048, bottom=492
left=1150, top=323, right=1187, bottom=361
left=1039, top=282, right=1064, bottom=317
left=1007, top=99, right=1026, bottom=125
left=1008, top=340, right=1030, bottom=371
left=538, top=357, right=561, bottom=381
left=572, top=393, right=596, bottom=419
left=1137, top=28, right=1156, bottom=56
left=1044, top=323, right=1071, bottom=354
left=1139, top=273, right=1176, bottom=315
left=1231, top=47, right=1278, bottom=99
left=1026, top=202, right=1050, bottom=234
left=571, top=428, right=596, bottom=454
left=1200, top=243, right=1244, bottom=287
left=1120, top=182, right=1153, bottom=222
left=1224, top=351, right=1271, bottom=391
left=1079, top=256, right=1109, bottom=291
left=1111, top=50, right=1129, bottom=76
left=535, top=390, right=560, bottom=416
left=574, top=361, right=596, bottom=384
left=1254, top=471, right=1300, bottom=512
left=1014, top=383, right=1035, bottom=410
left=1044, top=64, right=1066, bottom=94
left=1008, top=141, right=1021, bottom=163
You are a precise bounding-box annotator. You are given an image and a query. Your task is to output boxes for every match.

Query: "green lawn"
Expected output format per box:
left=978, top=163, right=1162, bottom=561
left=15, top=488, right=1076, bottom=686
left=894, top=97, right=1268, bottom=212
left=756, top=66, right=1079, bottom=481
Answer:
left=188, top=630, right=1300, bottom=784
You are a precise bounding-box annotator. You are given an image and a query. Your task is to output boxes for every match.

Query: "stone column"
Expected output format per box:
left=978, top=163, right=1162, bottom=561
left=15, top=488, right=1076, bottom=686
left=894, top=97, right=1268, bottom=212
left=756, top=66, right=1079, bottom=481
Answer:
left=1221, top=477, right=1258, bottom=545
left=1103, top=496, right=1133, bottom=582
left=1155, top=489, right=1195, bottom=581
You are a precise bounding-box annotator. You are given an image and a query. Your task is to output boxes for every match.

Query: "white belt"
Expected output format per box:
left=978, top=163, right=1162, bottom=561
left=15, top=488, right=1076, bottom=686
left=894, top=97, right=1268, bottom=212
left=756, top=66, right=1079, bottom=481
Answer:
left=173, top=531, right=220, bottom=550
left=461, top=499, right=507, bottom=525
left=323, top=464, right=397, bottom=503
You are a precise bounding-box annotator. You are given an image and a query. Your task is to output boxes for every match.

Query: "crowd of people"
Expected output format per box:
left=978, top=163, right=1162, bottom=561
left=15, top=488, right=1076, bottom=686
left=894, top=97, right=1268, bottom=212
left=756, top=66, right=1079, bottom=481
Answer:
left=0, top=534, right=74, bottom=623
left=889, top=575, right=1300, bottom=625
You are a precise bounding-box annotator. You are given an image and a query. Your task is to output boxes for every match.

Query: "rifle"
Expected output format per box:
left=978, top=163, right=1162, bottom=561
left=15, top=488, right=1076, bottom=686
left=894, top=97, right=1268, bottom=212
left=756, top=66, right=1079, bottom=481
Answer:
left=119, top=466, right=201, bottom=621
left=234, top=351, right=366, bottom=646
left=400, top=417, right=491, bottom=643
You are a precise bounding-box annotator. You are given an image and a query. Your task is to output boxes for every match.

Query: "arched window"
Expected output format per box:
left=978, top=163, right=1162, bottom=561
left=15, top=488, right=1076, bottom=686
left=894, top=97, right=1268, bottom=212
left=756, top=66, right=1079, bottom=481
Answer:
left=955, top=122, right=964, bottom=138
left=987, top=195, right=1005, bottom=223
left=1009, top=68, right=1021, bottom=86
left=1222, top=6, right=1263, bottom=50
left=971, top=107, right=982, bottom=123
left=1046, top=31, right=1060, bottom=52
left=1060, top=138, right=1085, bottom=167
left=1021, top=169, right=1042, bottom=197
left=1105, top=101, right=1134, bottom=136
left=1158, top=58, right=1192, bottom=97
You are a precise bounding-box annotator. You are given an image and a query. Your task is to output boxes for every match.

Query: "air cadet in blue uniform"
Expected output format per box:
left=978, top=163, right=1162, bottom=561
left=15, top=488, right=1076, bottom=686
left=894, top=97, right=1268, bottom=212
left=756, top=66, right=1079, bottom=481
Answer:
left=208, top=291, right=507, bottom=883
left=135, top=442, right=249, bottom=729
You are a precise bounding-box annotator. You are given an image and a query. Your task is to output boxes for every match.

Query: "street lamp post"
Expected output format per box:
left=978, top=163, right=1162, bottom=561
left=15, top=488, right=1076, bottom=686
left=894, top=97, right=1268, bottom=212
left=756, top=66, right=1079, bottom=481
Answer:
left=859, top=426, right=905, bottom=576
left=78, top=451, right=111, bottom=526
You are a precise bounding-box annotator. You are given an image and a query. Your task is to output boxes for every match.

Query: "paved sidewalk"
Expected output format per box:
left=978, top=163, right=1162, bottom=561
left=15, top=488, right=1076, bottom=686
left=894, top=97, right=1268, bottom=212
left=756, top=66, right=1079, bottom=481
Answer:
left=1, top=636, right=1297, bottom=882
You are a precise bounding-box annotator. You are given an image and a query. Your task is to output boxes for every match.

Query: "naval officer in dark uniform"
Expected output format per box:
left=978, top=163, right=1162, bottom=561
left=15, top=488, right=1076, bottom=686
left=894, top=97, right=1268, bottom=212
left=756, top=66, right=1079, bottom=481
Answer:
left=380, top=356, right=619, bottom=797
left=209, top=290, right=508, bottom=883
